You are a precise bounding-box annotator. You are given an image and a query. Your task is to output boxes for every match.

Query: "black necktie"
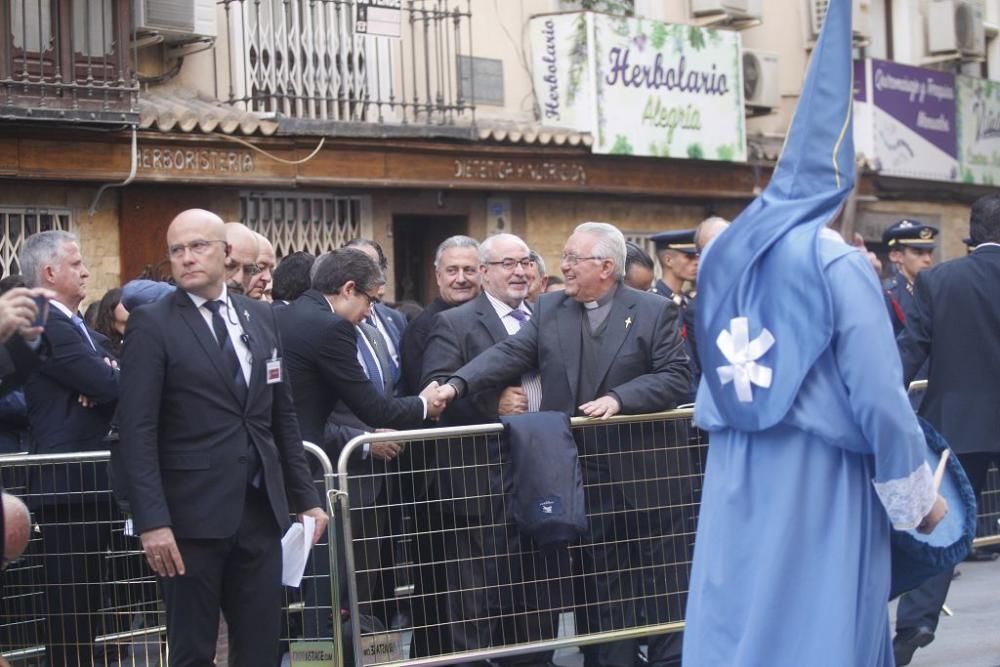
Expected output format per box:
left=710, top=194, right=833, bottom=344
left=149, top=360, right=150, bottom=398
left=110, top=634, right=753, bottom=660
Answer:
left=203, top=300, right=248, bottom=406
left=203, top=299, right=261, bottom=487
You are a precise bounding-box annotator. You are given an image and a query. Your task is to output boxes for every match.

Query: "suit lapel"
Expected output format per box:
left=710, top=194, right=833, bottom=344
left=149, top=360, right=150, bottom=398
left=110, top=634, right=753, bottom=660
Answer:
left=556, top=297, right=583, bottom=402
left=233, top=296, right=272, bottom=403
left=592, top=289, right=638, bottom=392
left=476, top=293, right=510, bottom=344
left=375, top=304, right=402, bottom=350
left=174, top=291, right=244, bottom=406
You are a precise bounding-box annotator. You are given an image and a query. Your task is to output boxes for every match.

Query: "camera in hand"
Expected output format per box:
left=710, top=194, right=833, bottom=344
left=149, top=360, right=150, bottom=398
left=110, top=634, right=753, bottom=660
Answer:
left=31, top=294, right=49, bottom=328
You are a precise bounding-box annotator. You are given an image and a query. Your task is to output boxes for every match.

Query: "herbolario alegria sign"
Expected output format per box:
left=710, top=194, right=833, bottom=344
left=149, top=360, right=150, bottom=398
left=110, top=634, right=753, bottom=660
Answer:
left=956, top=75, right=1000, bottom=186
left=853, top=59, right=958, bottom=182
left=530, top=12, right=746, bottom=162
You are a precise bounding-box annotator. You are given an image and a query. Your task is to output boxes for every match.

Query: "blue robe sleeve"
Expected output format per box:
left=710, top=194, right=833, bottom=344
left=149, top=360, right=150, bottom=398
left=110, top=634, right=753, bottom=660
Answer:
left=827, top=247, right=936, bottom=529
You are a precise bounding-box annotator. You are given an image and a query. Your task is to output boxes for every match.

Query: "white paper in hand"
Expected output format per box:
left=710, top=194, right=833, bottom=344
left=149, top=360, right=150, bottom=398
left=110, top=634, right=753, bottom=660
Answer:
left=281, top=515, right=316, bottom=588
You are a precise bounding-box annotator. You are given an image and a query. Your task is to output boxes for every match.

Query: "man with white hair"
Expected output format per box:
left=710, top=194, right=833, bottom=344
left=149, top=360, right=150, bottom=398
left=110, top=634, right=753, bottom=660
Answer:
left=436, top=222, right=691, bottom=667
left=422, top=233, right=561, bottom=665
left=246, top=232, right=276, bottom=301
left=20, top=229, right=120, bottom=666
left=524, top=249, right=549, bottom=304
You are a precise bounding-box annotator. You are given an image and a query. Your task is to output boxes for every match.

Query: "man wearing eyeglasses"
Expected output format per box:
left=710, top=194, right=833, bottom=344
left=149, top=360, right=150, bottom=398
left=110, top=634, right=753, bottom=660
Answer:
left=117, top=209, right=328, bottom=666
left=421, top=233, right=568, bottom=666
left=224, top=222, right=261, bottom=296
left=246, top=232, right=276, bottom=302
left=435, top=222, right=692, bottom=667
left=278, top=248, right=446, bottom=641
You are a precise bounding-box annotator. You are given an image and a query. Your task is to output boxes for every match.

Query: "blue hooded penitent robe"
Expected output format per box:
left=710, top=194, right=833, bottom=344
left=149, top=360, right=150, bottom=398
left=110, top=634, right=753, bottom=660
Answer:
left=682, top=0, right=937, bottom=664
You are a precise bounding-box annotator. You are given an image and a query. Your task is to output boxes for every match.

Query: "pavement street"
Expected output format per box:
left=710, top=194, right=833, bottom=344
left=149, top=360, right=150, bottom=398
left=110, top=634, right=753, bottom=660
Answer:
left=551, top=556, right=1000, bottom=667
left=890, top=556, right=1000, bottom=667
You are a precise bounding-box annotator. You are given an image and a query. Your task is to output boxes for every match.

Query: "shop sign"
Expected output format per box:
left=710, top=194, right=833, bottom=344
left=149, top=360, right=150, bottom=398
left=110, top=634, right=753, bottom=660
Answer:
left=853, top=59, right=958, bottom=182
left=138, top=146, right=255, bottom=175
left=453, top=158, right=587, bottom=185
left=529, top=12, right=746, bottom=161
left=956, top=75, right=1000, bottom=186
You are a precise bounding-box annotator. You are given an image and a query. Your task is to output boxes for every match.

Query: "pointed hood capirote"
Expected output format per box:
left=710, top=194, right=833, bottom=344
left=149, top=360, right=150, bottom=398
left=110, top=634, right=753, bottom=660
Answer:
left=695, top=0, right=856, bottom=432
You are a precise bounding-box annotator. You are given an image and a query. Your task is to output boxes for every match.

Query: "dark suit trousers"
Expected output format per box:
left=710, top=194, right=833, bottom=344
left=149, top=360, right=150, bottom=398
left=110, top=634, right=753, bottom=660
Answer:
left=303, top=500, right=390, bottom=640
left=896, top=451, right=998, bottom=635
left=160, top=486, right=281, bottom=667
left=37, top=501, right=117, bottom=667
left=575, top=499, right=688, bottom=667
left=443, top=511, right=567, bottom=667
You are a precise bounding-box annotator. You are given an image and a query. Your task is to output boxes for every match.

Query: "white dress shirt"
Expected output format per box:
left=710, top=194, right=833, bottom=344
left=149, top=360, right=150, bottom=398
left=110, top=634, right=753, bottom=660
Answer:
left=484, top=291, right=543, bottom=412
left=186, top=285, right=252, bottom=385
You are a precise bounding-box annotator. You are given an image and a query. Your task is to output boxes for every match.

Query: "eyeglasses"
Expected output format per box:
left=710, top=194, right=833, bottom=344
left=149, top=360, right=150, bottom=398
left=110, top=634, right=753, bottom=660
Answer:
left=560, top=253, right=603, bottom=266
left=486, top=257, right=533, bottom=271
left=360, top=291, right=382, bottom=308
left=168, top=239, right=227, bottom=259
left=224, top=257, right=262, bottom=277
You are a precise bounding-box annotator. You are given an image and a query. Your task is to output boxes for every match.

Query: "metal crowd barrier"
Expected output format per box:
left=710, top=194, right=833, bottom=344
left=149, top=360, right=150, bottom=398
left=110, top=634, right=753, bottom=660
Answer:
left=0, top=400, right=997, bottom=667
left=336, top=398, right=1000, bottom=667
left=337, top=409, right=705, bottom=667
left=0, top=443, right=341, bottom=667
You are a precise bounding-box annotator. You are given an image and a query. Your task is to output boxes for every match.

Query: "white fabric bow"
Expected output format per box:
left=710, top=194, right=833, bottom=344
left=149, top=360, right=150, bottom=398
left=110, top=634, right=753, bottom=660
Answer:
left=715, top=316, right=775, bottom=403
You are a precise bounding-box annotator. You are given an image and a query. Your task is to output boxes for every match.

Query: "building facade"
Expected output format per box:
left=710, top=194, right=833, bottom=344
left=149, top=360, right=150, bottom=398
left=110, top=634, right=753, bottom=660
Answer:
left=1, top=0, right=998, bottom=304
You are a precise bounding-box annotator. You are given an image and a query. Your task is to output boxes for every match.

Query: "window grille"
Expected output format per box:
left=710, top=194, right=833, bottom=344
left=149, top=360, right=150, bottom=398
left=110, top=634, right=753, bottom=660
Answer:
left=0, top=207, right=73, bottom=278
left=240, top=191, right=371, bottom=259
left=1, top=0, right=137, bottom=123
left=222, top=0, right=473, bottom=126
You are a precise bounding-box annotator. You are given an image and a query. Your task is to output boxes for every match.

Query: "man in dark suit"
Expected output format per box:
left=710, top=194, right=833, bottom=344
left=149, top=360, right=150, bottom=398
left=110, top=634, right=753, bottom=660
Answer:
left=892, top=194, right=1000, bottom=665
left=437, top=222, right=691, bottom=667
left=345, top=239, right=407, bottom=389
left=422, top=233, right=562, bottom=666
left=394, top=235, right=482, bottom=656
left=18, top=231, right=120, bottom=666
left=116, top=209, right=328, bottom=667
left=399, top=236, right=481, bottom=395
left=279, top=248, right=442, bottom=639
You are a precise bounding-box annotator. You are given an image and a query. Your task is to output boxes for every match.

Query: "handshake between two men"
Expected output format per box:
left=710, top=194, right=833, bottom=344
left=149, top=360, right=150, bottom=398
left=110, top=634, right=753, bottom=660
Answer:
left=420, top=379, right=623, bottom=422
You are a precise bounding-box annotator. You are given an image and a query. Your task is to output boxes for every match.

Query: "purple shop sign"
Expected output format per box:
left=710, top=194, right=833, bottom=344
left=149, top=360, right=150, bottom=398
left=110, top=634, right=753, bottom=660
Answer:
left=868, top=59, right=956, bottom=158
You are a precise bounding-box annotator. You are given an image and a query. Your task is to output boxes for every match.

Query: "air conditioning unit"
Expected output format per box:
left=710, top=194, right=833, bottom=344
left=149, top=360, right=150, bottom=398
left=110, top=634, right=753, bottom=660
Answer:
left=743, top=49, right=780, bottom=111
left=692, top=0, right=763, bottom=20
left=807, top=0, right=871, bottom=41
left=134, top=0, right=218, bottom=41
left=928, top=0, right=986, bottom=58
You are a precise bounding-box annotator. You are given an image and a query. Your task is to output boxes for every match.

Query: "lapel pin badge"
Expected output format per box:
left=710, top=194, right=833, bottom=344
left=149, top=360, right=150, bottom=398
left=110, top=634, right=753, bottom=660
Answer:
left=243, top=309, right=250, bottom=321
left=625, top=316, right=633, bottom=329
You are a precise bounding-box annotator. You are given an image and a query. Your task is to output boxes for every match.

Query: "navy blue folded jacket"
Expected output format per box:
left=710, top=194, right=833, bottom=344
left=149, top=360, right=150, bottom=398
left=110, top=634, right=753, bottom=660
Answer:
left=500, top=411, right=587, bottom=549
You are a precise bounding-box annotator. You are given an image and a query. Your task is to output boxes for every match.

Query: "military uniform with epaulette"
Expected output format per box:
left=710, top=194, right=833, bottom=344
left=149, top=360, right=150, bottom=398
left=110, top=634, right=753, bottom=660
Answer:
left=649, top=229, right=700, bottom=401
left=882, top=219, right=938, bottom=336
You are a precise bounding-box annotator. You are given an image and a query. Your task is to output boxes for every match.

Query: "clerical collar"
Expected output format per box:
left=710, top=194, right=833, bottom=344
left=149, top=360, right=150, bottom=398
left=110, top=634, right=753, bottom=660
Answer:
left=582, top=282, right=618, bottom=310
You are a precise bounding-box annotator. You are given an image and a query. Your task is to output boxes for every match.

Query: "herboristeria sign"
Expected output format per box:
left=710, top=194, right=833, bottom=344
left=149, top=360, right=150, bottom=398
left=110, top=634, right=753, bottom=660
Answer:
left=529, top=12, right=746, bottom=162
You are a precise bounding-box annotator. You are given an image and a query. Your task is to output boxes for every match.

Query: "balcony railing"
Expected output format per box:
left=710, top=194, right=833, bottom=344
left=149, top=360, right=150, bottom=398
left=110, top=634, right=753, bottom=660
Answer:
left=0, top=0, right=138, bottom=124
left=220, top=0, right=475, bottom=134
